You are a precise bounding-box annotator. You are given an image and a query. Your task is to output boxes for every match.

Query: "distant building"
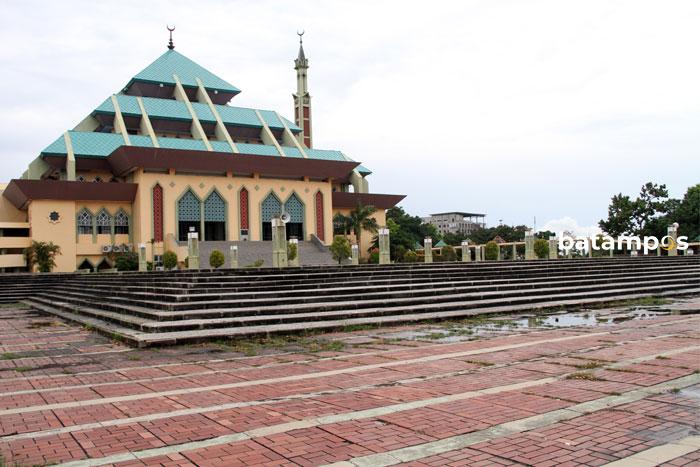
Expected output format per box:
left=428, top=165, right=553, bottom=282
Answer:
left=422, top=212, right=486, bottom=236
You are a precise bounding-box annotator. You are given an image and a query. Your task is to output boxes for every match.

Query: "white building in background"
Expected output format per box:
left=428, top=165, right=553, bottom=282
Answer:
left=422, top=212, right=486, bottom=236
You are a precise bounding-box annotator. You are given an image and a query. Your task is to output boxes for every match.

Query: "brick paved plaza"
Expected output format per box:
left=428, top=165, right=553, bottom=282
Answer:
left=1, top=298, right=699, bottom=466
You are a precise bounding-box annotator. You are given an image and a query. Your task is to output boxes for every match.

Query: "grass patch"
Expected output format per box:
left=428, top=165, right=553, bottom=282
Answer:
left=669, top=387, right=681, bottom=394
left=586, top=297, right=671, bottom=309
left=656, top=355, right=670, bottom=360
left=572, top=361, right=605, bottom=370
left=126, top=354, right=141, bottom=361
left=1, top=353, right=19, bottom=360
left=14, top=366, right=33, bottom=373
left=211, top=335, right=346, bottom=356
left=565, top=372, right=605, bottom=381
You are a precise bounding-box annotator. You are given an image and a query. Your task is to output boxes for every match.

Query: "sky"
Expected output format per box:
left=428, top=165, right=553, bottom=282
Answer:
left=1, top=0, right=698, bottom=235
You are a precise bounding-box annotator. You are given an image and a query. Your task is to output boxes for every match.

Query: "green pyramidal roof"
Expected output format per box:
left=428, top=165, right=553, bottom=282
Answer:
left=126, top=49, right=241, bottom=95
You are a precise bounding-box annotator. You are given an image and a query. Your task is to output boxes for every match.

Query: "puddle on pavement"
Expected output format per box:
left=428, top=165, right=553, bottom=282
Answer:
left=374, top=306, right=688, bottom=343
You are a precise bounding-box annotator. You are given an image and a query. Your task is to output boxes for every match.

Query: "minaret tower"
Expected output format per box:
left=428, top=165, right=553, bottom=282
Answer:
left=293, top=31, right=312, bottom=148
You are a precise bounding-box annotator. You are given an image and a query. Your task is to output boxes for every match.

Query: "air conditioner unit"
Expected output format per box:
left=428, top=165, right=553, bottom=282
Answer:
left=122, top=244, right=131, bottom=252
left=112, top=245, right=122, bottom=253
left=101, top=245, right=112, bottom=253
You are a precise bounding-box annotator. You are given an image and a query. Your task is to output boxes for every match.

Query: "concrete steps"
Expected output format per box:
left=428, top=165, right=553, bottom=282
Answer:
left=6, top=256, right=699, bottom=346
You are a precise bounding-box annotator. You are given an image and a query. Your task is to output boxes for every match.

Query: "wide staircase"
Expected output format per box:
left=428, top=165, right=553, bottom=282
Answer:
left=1, top=256, right=698, bottom=347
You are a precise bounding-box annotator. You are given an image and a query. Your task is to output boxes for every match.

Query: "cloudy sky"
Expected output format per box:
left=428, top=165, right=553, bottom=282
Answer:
left=1, top=0, right=698, bottom=234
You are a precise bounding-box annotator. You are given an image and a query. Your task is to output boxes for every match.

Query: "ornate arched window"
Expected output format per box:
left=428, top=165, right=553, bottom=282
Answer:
left=284, top=193, right=305, bottom=240
left=177, top=189, right=201, bottom=241
left=204, top=191, right=226, bottom=241
left=114, top=210, right=129, bottom=235
left=260, top=192, right=282, bottom=241
left=77, top=209, right=93, bottom=235
left=96, top=209, right=112, bottom=235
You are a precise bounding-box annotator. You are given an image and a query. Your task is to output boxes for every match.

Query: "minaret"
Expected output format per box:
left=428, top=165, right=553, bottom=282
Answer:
left=293, top=31, right=312, bottom=148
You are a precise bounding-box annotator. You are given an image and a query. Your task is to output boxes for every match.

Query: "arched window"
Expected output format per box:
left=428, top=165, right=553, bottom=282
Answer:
left=204, top=191, right=226, bottom=241
left=115, top=210, right=129, bottom=235
left=284, top=193, right=305, bottom=240
left=177, top=190, right=201, bottom=241
left=96, top=209, right=112, bottom=235
left=260, top=192, right=282, bottom=241
left=77, top=209, right=93, bottom=235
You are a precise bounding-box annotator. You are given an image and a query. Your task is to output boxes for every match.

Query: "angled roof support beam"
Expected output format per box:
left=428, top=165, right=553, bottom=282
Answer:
left=110, top=95, right=132, bottom=146
left=172, top=75, right=213, bottom=151
left=64, top=132, right=76, bottom=181
left=254, top=110, right=285, bottom=156
left=136, top=97, right=159, bottom=147
left=275, top=111, right=308, bottom=158
left=196, top=78, right=239, bottom=153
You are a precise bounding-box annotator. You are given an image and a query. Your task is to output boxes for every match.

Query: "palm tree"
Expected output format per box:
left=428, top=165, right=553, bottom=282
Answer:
left=347, top=203, right=378, bottom=254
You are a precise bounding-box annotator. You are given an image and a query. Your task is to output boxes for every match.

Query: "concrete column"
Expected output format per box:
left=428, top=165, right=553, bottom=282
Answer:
left=548, top=237, right=558, bottom=260
left=288, top=238, right=300, bottom=267
left=474, top=245, right=482, bottom=262
left=351, top=244, right=359, bottom=265
left=424, top=237, right=433, bottom=263
left=656, top=246, right=661, bottom=256
left=138, top=243, right=147, bottom=272
left=525, top=230, right=536, bottom=260
left=609, top=243, right=614, bottom=257
left=587, top=238, right=593, bottom=258
left=512, top=243, right=517, bottom=261
left=379, top=228, right=390, bottom=265
left=272, top=219, right=288, bottom=268
left=187, top=232, right=199, bottom=269
left=461, top=241, right=470, bottom=262
left=496, top=244, right=502, bottom=261
left=229, top=245, right=238, bottom=269
left=667, top=224, right=678, bottom=256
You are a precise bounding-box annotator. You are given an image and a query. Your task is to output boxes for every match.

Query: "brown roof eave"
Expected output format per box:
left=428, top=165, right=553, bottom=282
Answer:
left=108, top=146, right=359, bottom=182
left=2, top=179, right=138, bottom=211
left=332, top=192, right=406, bottom=210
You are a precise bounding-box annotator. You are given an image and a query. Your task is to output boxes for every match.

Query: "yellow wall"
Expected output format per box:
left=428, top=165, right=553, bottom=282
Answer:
left=132, top=171, right=335, bottom=257
left=27, top=200, right=77, bottom=273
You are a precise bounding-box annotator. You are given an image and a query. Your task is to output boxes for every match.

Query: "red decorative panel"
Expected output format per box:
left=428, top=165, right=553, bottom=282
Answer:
left=239, top=188, right=249, bottom=230
left=152, top=184, right=163, bottom=242
left=315, top=191, right=324, bottom=241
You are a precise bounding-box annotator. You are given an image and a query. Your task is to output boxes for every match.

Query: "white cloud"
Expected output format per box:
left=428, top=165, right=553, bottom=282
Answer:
left=541, top=217, right=601, bottom=238
left=0, top=0, right=698, bottom=227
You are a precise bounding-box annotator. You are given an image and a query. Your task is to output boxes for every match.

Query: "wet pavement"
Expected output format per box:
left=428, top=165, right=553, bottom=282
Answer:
left=0, top=297, right=699, bottom=466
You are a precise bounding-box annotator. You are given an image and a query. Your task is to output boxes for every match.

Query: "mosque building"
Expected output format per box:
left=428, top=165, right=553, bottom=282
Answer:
left=0, top=31, right=404, bottom=272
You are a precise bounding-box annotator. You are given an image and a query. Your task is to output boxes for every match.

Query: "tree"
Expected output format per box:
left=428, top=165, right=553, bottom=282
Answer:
left=347, top=203, right=379, bottom=254
left=329, top=235, right=351, bottom=265
left=209, top=250, right=225, bottom=268
left=441, top=245, right=457, bottom=261
left=534, top=239, right=549, bottom=259
left=163, top=251, right=178, bottom=270
left=484, top=241, right=499, bottom=260
left=469, top=225, right=529, bottom=244
left=383, top=206, right=439, bottom=256
left=599, top=182, right=674, bottom=238
left=667, top=184, right=700, bottom=241
left=333, top=212, right=352, bottom=236
left=114, top=252, right=138, bottom=271
left=24, top=241, right=61, bottom=273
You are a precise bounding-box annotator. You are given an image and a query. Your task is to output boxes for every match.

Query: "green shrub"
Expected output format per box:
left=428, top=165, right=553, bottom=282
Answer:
left=114, top=252, right=138, bottom=271
left=534, top=239, right=549, bottom=259
left=329, top=235, right=351, bottom=265
left=24, top=241, right=61, bottom=273
left=209, top=250, right=225, bottom=268
left=368, top=247, right=380, bottom=264
left=287, top=242, right=298, bottom=261
left=403, top=250, right=419, bottom=263
left=441, top=245, right=457, bottom=261
left=244, top=259, right=265, bottom=268
left=393, top=245, right=407, bottom=262
left=163, top=251, right=178, bottom=269
left=484, top=241, right=499, bottom=261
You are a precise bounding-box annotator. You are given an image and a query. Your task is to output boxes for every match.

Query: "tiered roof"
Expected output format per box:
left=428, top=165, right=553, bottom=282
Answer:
left=37, top=49, right=371, bottom=175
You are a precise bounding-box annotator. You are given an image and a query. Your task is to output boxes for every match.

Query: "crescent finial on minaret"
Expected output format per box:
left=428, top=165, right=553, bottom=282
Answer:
left=297, top=30, right=305, bottom=45
left=167, top=25, right=176, bottom=50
